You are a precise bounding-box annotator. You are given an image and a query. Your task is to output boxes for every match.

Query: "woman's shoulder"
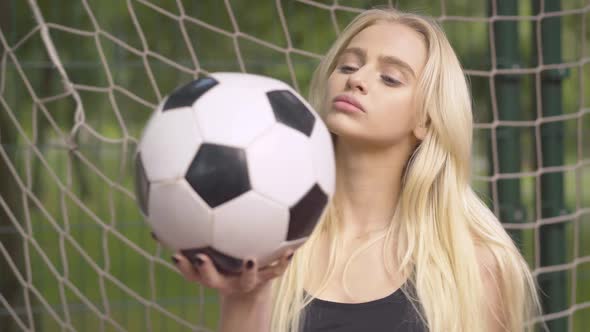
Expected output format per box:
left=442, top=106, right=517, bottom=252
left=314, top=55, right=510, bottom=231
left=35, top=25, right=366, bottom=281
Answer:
left=473, top=242, right=504, bottom=291
left=474, top=242, right=508, bottom=331
left=474, top=243, right=499, bottom=274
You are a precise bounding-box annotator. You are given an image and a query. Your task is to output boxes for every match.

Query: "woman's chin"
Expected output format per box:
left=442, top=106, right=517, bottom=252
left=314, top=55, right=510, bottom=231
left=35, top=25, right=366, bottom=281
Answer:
left=325, top=113, right=364, bottom=134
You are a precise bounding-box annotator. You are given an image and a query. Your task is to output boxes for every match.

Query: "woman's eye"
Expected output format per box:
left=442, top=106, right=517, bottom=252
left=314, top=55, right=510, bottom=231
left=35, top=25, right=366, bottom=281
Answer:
left=338, top=65, right=357, bottom=73
left=381, top=75, right=401, bottom=86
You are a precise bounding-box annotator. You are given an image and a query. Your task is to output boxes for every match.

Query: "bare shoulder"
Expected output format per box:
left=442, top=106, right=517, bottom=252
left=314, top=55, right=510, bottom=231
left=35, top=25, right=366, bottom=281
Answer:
left=475, top=244, right=507, bottom=331
left=475, top=244, right=500, bottom=278
left=474, top=244, right=503, bottom=296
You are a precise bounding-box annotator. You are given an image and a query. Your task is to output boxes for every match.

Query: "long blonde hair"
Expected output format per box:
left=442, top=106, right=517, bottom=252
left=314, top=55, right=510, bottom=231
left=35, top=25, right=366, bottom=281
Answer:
left=271, top=8, right=541, bottom=332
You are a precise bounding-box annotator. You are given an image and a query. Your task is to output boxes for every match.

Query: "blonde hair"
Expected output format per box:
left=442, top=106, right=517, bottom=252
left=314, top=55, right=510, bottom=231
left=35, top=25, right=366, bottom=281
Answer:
left=271, top=8, right=542, bottom=332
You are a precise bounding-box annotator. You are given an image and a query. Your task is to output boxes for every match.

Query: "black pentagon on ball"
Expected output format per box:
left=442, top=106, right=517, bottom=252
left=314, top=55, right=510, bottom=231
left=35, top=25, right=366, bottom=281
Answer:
left=134, top=152, right=150, bottom=216
left=162, top=77, right=218, bottom=111
left=181, top=247, right=244, bottom=275
left=185, top=143, right=251, bottom=208
left=267, top=90, right=315, bottom=137
left=287, top=184, right=328, bottom=241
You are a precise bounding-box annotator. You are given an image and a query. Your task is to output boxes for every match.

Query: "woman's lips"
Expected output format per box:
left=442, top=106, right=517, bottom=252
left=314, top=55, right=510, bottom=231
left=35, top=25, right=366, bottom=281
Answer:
left=332, top=95, right=365, bottom=113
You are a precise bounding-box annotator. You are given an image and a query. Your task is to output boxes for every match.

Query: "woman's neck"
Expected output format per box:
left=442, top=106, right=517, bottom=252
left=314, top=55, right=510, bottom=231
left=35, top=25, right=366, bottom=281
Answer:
left=332, top=137, right=414, bottom=239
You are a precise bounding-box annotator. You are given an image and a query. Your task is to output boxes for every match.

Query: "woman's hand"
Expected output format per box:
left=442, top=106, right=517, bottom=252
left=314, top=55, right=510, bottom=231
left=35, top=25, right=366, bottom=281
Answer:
left=168, top=248, right=293, bottom=332
left=171, top=250, right=294, bottom=298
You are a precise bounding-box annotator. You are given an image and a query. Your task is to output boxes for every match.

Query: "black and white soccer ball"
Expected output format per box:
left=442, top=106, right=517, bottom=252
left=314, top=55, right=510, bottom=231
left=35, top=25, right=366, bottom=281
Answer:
left=134, top=72, right=335, bottom=274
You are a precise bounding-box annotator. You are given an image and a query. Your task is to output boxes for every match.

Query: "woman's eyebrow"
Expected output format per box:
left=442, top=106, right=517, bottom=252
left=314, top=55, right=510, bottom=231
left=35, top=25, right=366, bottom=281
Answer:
left=339, top=47, right=415, bottom=79
left=378, top=55, right=416, bottom=79
left=339, top=47, right=366, bottom=62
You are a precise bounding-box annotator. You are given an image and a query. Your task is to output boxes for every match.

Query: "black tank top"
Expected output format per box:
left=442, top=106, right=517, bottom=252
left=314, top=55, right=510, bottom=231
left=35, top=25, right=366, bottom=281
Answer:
left=301, top=286, right=426, bottom=332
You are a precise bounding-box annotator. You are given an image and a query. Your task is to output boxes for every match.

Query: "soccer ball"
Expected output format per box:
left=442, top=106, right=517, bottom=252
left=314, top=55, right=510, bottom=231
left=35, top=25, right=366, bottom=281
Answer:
left=134, top=72, right=335, bottom=274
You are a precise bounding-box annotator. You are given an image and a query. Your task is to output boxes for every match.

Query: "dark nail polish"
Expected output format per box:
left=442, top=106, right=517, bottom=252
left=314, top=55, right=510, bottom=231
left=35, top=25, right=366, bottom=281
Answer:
left=287, top=253, right=294, bottom=261
left=246, top=260, right=254, bottom=269
left=195, top=256, right=204, bottom=266
left=171, top=256, right=179, bottom=264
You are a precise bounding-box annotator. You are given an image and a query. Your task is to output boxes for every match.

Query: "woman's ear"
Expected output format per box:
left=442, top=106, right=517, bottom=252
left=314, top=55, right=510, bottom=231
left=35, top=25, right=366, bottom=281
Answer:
left=413, top=122, right=427, bottom=141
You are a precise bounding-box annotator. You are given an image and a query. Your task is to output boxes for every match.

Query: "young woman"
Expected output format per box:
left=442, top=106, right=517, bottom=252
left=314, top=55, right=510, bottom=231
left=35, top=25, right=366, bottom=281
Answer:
left=172, top=8, right=542, bottom=332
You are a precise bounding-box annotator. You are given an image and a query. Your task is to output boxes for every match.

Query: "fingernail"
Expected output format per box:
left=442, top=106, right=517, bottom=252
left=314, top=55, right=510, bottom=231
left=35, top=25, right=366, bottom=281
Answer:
left=287, top=253, right=294, bottom=261
left=171, top=256, right=179, bottom=264
left=195, top=256, right=204, bottom=267
left=246, top=260, right=254, bottom=269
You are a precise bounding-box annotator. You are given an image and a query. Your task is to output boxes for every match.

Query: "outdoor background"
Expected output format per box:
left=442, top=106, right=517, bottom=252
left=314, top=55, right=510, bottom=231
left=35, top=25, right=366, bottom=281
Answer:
left=0, top=0, right=588, bottom=331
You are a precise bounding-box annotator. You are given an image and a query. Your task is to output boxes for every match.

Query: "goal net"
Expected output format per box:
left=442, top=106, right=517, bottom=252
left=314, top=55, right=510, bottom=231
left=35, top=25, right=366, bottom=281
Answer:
left=0, top=0, right=588, bottom=331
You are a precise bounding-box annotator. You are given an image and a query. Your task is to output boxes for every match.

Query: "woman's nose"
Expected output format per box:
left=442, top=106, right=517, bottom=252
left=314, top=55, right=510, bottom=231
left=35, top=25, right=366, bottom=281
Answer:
left=346, top=72, right=368, bottom=94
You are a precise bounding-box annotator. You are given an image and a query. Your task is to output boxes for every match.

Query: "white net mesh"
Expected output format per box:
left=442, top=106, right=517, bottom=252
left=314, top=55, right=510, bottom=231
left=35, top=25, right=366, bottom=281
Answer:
left=0, top=0, right=588, bottom=331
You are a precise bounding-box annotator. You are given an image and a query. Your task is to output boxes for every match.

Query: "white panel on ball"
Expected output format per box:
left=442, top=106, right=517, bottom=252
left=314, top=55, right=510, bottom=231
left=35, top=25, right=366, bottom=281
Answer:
left=138, top=100, right=163, bottom=140
left=211, top=72, right=292, bottom=92
left=139, top=108, right=202, bottom=182
left=148, top=180, right=213, bottom=251
left=247, top=124, right=315, bottom=207
left=193, top=84, right=276, bottom=148
left=309, top=122, right=336, bottom=196
left=212, top=191, right=289, bottom=262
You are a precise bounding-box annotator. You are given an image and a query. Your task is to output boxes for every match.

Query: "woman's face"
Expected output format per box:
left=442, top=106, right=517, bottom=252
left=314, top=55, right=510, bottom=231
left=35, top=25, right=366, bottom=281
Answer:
left=325, top=22, right=427, bottom=147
